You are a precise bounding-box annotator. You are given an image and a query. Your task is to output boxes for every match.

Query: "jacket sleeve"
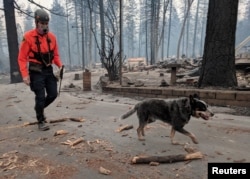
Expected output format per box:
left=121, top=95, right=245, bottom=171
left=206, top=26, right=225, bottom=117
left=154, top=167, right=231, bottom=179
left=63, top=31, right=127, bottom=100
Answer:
left=51, top=34, right=63, bottom=68
left=18, top=35, right=30, bottom=78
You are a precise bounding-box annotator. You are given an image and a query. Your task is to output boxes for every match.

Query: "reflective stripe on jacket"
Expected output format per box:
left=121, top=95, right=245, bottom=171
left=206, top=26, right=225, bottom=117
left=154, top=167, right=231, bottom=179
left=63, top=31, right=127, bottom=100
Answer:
left=18, top=29, right=63, bottom=78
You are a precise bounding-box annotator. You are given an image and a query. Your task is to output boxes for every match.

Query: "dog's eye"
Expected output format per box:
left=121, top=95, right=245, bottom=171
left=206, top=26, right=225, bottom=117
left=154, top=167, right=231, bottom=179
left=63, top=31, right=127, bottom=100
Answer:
left=202, top=107, right=206, bottom=111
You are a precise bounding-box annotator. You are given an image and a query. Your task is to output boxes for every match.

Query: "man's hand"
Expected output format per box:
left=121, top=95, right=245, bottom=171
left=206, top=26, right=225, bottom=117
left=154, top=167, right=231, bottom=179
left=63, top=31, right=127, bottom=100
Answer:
left=55, top=65, right=64, bottom=81
left=23, top=76, right=30, bottom=86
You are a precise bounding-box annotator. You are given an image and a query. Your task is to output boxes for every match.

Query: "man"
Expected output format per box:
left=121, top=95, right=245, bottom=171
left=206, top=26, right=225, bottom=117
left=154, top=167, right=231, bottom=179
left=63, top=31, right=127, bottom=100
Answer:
left=18, top=9, right=64, bottom=131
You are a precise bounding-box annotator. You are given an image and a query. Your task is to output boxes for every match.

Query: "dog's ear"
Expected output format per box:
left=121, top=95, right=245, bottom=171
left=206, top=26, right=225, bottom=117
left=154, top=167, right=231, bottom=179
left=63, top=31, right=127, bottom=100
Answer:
left=189, top=95, right=195, bottom=104
left=182, top=98, right=189, bottom=107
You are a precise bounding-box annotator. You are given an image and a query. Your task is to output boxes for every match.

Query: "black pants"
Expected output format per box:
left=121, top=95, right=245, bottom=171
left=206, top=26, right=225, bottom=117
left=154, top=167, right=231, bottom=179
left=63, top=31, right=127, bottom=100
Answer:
left=30, top=66, right=58, bottom=122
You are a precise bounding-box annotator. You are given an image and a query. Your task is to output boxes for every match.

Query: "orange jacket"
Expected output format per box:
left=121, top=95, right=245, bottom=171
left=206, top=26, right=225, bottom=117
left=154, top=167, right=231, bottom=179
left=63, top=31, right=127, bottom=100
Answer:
left=18, top=29, right=63, bottom=78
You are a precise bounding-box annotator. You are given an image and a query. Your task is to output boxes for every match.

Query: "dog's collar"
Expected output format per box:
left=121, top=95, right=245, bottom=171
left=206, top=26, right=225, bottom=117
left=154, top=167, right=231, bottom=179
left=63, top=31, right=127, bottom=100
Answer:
left=190, top=108, right=195, bottom=117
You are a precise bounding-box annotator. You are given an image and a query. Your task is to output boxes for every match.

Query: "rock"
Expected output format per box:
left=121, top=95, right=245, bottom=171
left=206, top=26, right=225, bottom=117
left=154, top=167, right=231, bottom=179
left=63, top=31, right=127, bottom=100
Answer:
left=134, top=80, right=144, bottom=87
left=100, top=76, right=109, bottom=87
left=160, top=79, right=169, bottom=87
left=121, top=76, right=132, bottom=87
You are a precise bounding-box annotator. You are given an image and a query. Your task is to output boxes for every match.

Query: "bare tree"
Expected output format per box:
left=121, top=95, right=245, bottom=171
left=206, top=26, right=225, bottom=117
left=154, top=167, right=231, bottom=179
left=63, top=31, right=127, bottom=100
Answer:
left=198, top=0, right=238, bottom=87
left=144, top=0, right=169, bottom=64
left=144, top=0, right=149, bottom=64
left=23, top=5, right=33, bottom=32
left=99, top=0, right=105, bottom=66
left=191, top=0, right=200, bottom=57
left=166, top=0, right=172, bottom=58
left=150, top=0, right=159, bottom=64
left=71, top=0, right=81, bottom=66
left=87, top=0, right=94, bottom=68
left=176, top=0, right=194, bottom=60
left=160, top=0, right=169, bottom=61
left=92, top=0, right=123, bottom=81
left=80, top=0, right=85, bottom=69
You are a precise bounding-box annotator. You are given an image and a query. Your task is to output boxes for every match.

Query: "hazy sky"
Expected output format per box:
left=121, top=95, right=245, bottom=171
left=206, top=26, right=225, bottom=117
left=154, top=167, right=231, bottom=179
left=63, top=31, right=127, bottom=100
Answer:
left=0, top=0, right=248, bottom=28
left=1, top=0, right=248, bottom=21
left=20, top=0, right=53, bottom=9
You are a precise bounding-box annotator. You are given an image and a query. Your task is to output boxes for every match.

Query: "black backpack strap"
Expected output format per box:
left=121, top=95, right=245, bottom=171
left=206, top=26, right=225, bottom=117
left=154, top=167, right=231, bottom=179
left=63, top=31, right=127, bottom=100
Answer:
left=46, top=35, right=54, bottom=61
left=32, top=35, right=53, bottom=66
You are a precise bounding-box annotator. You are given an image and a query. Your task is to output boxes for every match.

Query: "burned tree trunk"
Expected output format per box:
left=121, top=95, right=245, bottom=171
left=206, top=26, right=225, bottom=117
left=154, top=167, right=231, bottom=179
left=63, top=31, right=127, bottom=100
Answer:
left=3, top=0, right=22, bottom=83
left=198, top=0, right=238, bottom=88
left=99, top=35, right=120, bottom=81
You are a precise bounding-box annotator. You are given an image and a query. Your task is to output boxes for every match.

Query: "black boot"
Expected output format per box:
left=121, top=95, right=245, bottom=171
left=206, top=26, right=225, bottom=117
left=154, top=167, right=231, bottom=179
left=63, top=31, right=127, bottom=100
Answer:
left=38, top=121, right=50, bottom=131
left=36, top=108, right=49, bottom=131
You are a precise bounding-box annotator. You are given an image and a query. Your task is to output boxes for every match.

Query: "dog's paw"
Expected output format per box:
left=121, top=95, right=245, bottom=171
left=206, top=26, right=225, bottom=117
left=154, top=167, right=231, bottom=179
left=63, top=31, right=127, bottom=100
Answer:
left=171, top=140, right=181, bottom=145
left=138, top=138, right=145, bottom=141
left=118, top=117, right=123, bottom=120
left=192, top=138, right=199, bottom=144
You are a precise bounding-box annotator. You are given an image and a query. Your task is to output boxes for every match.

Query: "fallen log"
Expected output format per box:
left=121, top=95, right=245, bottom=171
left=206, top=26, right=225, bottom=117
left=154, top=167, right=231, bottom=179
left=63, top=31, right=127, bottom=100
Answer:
left=23, top=117, right=85, bottom=126
left=131, top=152, right=203, bottom=164
left=69, top=118, right=85, bottom=122
left=23, top=121, right=38, bottom=126
left=24, top=119, right=65, bottom=125
left=49, top=118, right=68, bottom=123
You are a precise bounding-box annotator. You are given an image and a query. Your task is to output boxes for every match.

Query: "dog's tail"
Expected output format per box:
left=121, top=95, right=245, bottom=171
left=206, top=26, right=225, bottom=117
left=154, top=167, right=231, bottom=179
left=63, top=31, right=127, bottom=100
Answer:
left=120, top=104, right=138, bottom=120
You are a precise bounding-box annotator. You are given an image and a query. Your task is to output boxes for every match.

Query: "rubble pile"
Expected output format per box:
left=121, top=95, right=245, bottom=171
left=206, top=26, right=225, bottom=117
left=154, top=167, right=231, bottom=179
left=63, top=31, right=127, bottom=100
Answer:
left=120, top=57, right=250, bottom=89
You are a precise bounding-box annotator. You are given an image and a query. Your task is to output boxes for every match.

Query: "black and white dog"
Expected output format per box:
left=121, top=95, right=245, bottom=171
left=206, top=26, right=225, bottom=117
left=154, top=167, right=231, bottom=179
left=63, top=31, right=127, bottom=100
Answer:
left=120, top=94, right=214, bottom=144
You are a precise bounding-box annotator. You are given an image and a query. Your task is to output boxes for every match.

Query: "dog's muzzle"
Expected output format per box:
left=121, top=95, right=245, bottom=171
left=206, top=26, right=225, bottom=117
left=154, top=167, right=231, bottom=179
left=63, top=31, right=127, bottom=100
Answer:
left=194, top=110, right=214, bottom=120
